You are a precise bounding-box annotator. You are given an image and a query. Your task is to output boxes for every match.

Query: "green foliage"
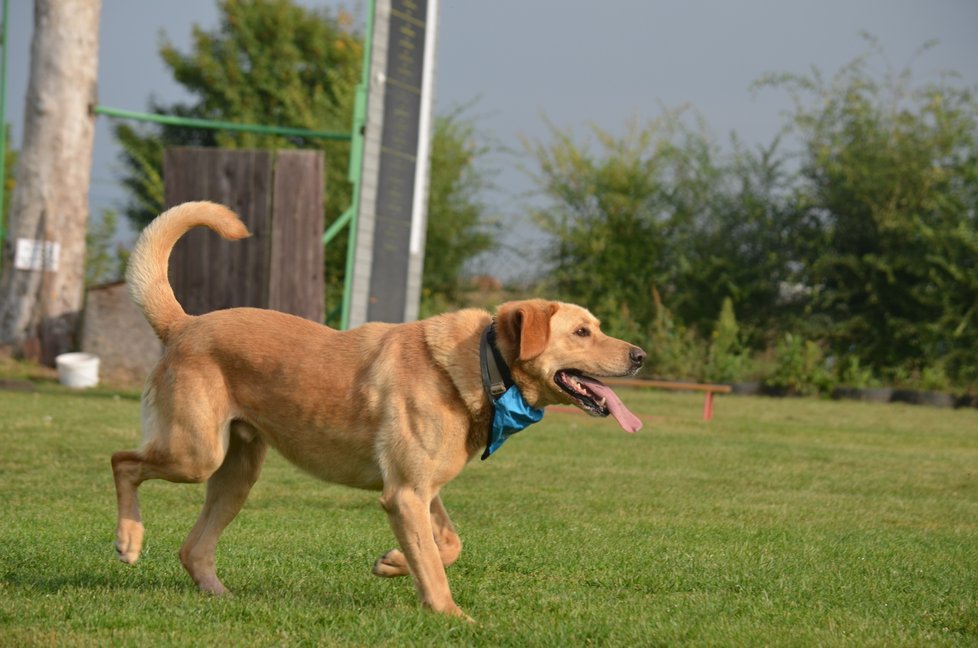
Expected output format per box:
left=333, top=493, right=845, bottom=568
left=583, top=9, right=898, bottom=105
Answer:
left=113, top=122, right=166, bottom=229
left=113, top=1, right=496, bottom=321
left=528, top=40, right=978, bottom=389
left=421, top=108, right=497, bottom=309
left=524, top=114, right=816, bottom=350
left=525, top=114, right=691, bottom=330
left=674, top=135, right=824, bottom=342
left=644, top=289, right=705, bottom=381
left=838, top=355, right=879, bottom=389
left=765, top=333, right=833, bottom=396
left=889, top=361, right=953, bottom=391
left=2, top=124, right=15, bottom=230
left=85, top=209, right=127, bottom=286
left=919, top=363, right=952, bottom=391
left=115, top=0, right=361, bottom=229
left=704, top=297, right=752, bottom=384
left=756, top=37, right=978, bottom=384
left=107, top=24, right=977, bottom=387
left=111, top=0, right=361, bottom=319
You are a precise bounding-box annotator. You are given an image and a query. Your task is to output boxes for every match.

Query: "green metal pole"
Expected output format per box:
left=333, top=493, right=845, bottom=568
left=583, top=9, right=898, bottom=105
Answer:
left=338, top=0, right=375, bottom=330
left=93, top=105, right=352, bottom=141
left=323, top=207, right=353, bottom=245
left=0, top=0, right=10, bottom=263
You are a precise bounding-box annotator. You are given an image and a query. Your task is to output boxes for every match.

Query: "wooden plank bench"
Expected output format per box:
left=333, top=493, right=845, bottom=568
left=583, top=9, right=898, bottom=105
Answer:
left=605, top=378, right=732, bottom=421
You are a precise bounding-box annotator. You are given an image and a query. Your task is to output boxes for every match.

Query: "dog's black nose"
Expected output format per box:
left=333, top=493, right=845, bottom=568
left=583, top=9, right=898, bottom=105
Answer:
left=630, top=346, right=647, bottom=366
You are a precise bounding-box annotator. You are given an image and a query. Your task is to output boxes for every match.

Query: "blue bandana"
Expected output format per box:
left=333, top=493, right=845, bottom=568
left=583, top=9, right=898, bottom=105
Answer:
left=482, top=384, right=545, bottom=460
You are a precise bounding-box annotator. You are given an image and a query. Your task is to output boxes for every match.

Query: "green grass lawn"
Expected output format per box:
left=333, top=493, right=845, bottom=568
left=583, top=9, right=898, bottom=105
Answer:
left=1, top=382, right=976, bottom=646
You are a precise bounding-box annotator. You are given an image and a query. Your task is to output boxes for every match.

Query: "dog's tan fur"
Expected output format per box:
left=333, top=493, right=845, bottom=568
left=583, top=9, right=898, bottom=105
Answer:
left=111, top=201, right=645, bottom=618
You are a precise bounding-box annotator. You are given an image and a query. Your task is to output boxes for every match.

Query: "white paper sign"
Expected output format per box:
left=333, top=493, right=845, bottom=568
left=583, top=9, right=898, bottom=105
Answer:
left=14, top=238, right=60, bottom=272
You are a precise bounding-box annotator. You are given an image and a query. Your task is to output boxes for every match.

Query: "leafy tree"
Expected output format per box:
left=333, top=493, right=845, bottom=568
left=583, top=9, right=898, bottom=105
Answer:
left=757, top=40, right=978, bottom=382
left=116, top=0, right=360, bottom=229
left=528, top=37, right=978, bottom=387
left=111, top=0, right=360, bottom=317
left=524, top=113, right=814, bottom=349
left=668, top=135, right=825, bottom=345
left=114, top=0, right=495, bottom=321
left=524, top=113, right=699, bottom=337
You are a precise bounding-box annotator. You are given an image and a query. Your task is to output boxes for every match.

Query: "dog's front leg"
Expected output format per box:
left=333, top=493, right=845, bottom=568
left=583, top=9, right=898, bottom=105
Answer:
left=379, top=485, right=468, bottom=619
left=373, top=493, right=462, bottom=577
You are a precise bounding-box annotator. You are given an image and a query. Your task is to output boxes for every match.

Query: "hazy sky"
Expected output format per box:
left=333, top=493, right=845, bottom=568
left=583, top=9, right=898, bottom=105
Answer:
left=5, top=1, right=978, bottom=276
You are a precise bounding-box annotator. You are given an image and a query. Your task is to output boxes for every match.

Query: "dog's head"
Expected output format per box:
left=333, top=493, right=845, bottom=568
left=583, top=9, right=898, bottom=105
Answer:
left=495, top=299, right=646, bottom=432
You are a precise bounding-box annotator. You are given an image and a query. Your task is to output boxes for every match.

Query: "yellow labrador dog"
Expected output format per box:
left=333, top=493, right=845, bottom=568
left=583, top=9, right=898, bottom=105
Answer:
left=111, top=201, right=645, bottom=619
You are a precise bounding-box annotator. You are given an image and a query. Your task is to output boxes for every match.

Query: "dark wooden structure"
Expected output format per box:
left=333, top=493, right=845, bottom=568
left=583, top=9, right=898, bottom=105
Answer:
left=163, top=147, right=325, bottom=322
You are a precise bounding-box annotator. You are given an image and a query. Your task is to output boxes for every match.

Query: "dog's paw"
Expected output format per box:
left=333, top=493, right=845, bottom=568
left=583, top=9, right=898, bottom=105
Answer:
left=115, top=520, right=144, bottom=564
left=372, top=549, right=410, bottom=578
left=459, top=610, right=477, bottom=624
left=196, top=576, right=231, bottom=596
left=447, top=604, right=476, bottom=624
left=426, top=601, right=475, bottom=623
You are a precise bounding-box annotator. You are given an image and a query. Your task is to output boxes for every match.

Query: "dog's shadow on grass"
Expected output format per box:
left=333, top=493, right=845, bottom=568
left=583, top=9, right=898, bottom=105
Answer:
left=2, top=566, right=189, bottom=595
left=2, top=542, right=193, bottom=595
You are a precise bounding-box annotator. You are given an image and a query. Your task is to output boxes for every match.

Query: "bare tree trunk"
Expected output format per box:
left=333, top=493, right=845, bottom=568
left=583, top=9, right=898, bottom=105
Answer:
left=0, top=0, right=101, bottom=364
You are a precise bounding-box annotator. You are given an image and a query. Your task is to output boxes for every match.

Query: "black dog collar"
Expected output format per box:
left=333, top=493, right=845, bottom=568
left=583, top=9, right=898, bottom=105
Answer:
left=480, top=321, right=513, bottom=401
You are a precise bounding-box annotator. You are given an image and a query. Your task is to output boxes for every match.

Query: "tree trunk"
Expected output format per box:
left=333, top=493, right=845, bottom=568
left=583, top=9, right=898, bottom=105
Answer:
left=0, top=0, right=101, bottom=364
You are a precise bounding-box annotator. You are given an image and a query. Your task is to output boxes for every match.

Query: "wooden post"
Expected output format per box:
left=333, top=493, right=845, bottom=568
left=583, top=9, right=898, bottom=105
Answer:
left=163, top=147, right=324, bottom=322
left=702, top=392, right=715, bottom=422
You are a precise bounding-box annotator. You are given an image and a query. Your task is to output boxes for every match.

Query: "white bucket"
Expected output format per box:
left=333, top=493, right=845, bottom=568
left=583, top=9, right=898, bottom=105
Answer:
left=55, top=352, right=100, bottom=389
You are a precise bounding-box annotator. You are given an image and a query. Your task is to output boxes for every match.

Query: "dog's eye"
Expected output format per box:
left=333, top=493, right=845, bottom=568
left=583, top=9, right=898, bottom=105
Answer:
left=574, top=327, right=590, bottom=337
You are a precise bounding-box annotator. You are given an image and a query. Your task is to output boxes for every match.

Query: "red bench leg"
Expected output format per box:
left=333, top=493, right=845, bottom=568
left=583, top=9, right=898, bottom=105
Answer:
left=702, top=392, right=714, bottom=421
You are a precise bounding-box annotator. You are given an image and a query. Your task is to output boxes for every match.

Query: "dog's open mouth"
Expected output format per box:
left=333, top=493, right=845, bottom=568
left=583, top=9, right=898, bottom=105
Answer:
left=554, top=370, right=642, bottom=433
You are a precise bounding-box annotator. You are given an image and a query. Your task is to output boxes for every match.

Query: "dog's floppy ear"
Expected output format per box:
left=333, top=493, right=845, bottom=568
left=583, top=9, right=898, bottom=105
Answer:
left=496, top=300, right=558, bottom=361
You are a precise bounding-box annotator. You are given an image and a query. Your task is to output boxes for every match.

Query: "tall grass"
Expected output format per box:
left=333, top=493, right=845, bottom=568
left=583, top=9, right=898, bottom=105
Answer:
left=1, top=384, right=976, bottom=646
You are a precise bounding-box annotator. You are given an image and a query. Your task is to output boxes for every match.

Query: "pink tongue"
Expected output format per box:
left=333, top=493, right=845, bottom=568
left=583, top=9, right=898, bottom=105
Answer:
left=577, top=375, right=643, bottom=433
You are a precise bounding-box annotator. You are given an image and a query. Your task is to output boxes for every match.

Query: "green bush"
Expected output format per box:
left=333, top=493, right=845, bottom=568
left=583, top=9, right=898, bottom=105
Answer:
left=837, top=355, right=880, bottom=389
left=765, top=333, right=833, bottom=396
left=889, top=362, right=952, bottom=392
left=644, top=291, right=705, bottom=381
left=85, top=209, right=128, bottom=286
left=703, top=297, right=752, bottom=384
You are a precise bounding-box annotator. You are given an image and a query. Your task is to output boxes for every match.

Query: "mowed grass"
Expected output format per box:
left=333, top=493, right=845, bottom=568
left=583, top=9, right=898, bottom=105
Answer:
left=1, top=383, right=977, bottom=646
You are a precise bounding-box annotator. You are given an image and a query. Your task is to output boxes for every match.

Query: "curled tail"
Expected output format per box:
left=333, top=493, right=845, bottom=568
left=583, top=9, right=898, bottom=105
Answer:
left=126, top=201, right=250, bottom=343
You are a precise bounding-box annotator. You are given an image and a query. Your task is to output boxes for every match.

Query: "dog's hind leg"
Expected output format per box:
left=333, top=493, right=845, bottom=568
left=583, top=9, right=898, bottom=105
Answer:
left=111, top=438, right=227, bottom=565
left=111, top=387, right=230, bottom=566
left=179, top=423, right=267, bottom=594
left=110, top=449, right=150, bottom=564
left=372, top=493, right=462, bottom=578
